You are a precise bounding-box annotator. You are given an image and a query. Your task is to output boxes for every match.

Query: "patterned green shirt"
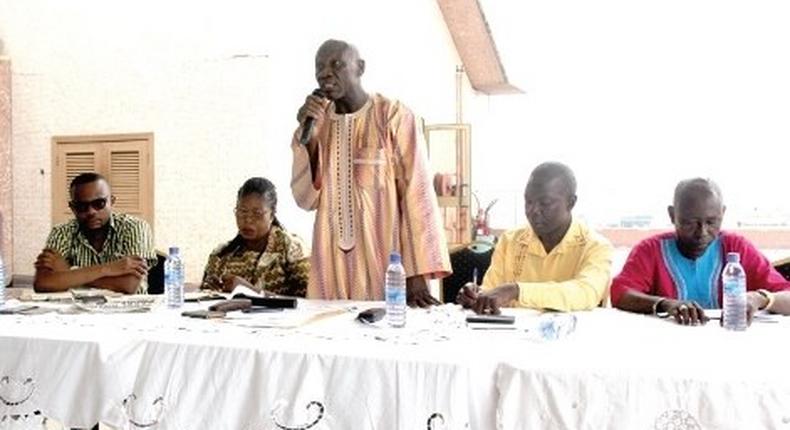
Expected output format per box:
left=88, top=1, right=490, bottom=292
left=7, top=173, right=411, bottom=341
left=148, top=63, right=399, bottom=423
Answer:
left=200, top=225, right=310, bottom=297
left=44, top=213, right=157, bottom=294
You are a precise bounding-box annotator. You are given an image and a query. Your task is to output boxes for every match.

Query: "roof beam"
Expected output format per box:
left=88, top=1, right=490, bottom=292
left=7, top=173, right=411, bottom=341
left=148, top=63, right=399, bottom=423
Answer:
left=437, top=0, right=523, bottom=94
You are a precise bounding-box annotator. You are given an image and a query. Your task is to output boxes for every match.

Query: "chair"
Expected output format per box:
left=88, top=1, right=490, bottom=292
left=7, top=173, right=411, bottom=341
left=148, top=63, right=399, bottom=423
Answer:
left=441, top=241, right=494, bottom=303
left=773, top=257, right=790, bottom=281
left=146, top=250, right=168, bottom=294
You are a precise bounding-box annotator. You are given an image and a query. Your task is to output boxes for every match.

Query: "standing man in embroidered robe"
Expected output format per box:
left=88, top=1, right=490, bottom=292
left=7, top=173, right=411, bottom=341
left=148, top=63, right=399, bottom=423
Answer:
left=291, top=39, right=451, bottom=306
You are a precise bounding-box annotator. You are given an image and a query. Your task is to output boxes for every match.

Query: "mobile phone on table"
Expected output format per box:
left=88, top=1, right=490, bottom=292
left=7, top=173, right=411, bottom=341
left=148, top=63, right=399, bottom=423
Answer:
left=181, top=310, right=226, bottom=319
left=356, top=307, right=386, bottom=324
left=232, top=294, right=298, bottom=309
left=466, top=314, right=516, bottom=324
left=209, top=299, right=252, bottom=312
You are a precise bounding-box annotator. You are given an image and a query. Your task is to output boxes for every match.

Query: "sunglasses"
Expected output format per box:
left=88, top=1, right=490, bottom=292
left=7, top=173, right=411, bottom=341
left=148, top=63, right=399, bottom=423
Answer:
left=69, top=196, right=112, bottom=213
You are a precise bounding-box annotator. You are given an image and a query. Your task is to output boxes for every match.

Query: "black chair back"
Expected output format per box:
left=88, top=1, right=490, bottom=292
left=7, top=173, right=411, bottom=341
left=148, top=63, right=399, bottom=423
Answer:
left=442, top=243, right=494, bottom=303
left=146, top=251, right=168, bottom=294
left=774, top=258, right=790, bottom=281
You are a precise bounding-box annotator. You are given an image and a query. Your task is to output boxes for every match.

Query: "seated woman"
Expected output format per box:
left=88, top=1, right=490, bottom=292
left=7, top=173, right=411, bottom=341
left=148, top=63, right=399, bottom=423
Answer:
left=201, top=177, right=309, bottom=297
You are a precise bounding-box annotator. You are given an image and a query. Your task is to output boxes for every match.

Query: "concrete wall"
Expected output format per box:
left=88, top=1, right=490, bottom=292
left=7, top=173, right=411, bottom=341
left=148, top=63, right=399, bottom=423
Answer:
left=0, top=56, right=11, bottom=278
left=0, top=0, right=479, bottom=282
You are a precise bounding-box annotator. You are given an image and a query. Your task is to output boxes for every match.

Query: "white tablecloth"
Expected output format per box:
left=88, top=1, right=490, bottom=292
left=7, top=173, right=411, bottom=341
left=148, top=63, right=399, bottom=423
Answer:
left=1, top=301, right=789, bottom=429
left=496, top=310, right=790, bottom=430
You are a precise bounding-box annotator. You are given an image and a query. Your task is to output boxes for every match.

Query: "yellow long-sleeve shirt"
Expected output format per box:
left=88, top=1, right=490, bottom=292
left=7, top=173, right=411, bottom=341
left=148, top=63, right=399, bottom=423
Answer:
left=482, top=219, right=613, bottom=311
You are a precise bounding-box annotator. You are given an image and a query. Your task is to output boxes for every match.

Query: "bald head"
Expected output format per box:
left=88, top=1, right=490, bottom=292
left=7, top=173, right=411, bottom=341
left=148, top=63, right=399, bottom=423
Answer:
left=314, top=39, right=366, bottom=110
left=669, top=178, right=725, bottom=259
left=527, top=162, right=577, bottom=198
left=673, top=178, right=723, bottom=209
left=317, top=39, right=360, bottom=62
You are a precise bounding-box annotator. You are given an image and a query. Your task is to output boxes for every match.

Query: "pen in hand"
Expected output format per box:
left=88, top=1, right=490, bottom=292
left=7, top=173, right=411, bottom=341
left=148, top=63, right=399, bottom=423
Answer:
left=472, top=267, right=481, bottom=295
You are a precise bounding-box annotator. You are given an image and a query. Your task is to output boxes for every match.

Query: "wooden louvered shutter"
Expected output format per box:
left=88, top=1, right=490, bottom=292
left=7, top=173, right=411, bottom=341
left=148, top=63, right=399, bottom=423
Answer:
left=107, top=140, right=151, bottom=221
left=52, top=142, right=100, bottom=224
left=51, top=134, right=154, bottom=228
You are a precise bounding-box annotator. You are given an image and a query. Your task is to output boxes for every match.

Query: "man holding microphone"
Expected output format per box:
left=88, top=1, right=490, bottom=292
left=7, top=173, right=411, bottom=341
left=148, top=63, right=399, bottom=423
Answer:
left=291, top=39, right=450, bottom=306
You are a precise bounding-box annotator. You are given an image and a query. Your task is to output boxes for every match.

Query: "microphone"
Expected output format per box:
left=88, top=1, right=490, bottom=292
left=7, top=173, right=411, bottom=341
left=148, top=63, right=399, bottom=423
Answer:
left=299, top=89, right=326, bottom=146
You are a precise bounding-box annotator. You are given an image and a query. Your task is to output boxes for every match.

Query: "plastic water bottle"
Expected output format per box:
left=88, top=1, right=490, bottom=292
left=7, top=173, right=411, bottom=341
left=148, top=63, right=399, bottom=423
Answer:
left=165, top=247, right=184, bottom=308
left=385, top=251, right=407, bottom=328
left=0, top=253, right=5, bottom=308
left=722, top=252, right=747, bottom=331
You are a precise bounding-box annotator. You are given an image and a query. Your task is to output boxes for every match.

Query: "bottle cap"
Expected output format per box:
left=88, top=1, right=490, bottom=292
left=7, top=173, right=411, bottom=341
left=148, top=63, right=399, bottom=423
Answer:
left=169, top=246, right=180, bottom=256
left=726, top=252, right=740, bottom=263
left=389, top=252, right=401, bottom=264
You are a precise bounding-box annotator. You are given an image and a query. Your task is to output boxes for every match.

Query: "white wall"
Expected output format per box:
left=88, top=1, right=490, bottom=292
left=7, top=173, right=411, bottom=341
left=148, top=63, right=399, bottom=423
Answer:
left=7, top=0, right=789, bottom=281
left=0, top=0, right=474, bottom=281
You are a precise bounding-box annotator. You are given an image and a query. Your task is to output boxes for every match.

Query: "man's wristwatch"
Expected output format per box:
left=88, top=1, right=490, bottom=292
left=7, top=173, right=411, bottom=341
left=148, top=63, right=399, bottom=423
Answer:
left=756, top=289, right=775, bottom=311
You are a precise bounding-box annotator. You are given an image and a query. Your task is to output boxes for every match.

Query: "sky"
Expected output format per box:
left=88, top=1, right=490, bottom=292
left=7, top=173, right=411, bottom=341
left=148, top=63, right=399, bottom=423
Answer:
left=473, top=0, right=790, bottom=229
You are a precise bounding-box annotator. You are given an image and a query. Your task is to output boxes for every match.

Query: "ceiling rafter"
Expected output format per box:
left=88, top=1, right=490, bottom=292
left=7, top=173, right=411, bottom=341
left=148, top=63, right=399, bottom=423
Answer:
left=437, top=0, right=523, bottom=94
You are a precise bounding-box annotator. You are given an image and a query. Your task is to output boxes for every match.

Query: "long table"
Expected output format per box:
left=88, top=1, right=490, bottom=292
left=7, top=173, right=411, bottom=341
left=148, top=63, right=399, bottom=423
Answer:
left=1, top=296, right=788, bottom=429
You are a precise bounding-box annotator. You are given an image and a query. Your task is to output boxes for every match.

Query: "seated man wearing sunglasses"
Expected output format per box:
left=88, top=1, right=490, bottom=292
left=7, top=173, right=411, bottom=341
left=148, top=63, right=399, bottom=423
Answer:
left=33, top=173, right=156, bottom=294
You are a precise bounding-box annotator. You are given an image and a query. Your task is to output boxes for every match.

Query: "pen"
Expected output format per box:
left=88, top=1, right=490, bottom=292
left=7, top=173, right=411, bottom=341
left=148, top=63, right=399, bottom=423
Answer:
left=472, top=267, right=482, bottom=294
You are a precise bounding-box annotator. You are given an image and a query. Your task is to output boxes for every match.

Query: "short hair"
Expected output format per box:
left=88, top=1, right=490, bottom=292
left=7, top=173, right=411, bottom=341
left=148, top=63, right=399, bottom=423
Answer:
left=673, top=178, right=723, bottom=207
left=529, top=162, right=577, bottom=196
left=69, top=173, right=108, bottom=197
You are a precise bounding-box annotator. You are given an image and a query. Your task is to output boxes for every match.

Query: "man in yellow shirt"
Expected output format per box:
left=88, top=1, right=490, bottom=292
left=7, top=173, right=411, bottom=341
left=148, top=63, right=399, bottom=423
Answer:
left=457, top=162, right=613, bottom=313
